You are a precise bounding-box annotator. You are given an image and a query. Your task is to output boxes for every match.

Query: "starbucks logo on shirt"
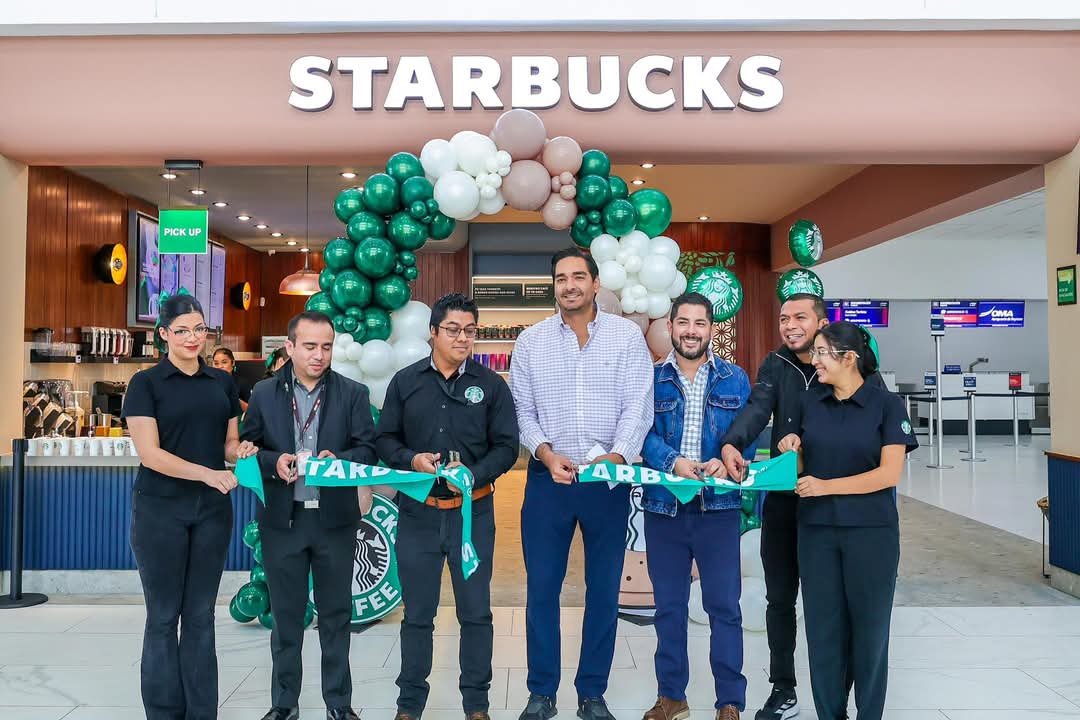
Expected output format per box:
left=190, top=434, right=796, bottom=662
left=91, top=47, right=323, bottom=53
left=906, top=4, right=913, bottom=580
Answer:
left=464, top=386, right=485, bottom=404
left=901, top=420, right=912, bottom=435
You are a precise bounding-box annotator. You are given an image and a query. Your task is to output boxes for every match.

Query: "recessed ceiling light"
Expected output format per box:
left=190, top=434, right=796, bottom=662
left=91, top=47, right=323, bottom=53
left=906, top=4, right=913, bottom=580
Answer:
left=189, top=188, right=206, bottom=196
left=236, top=214, right=251, bottom=222
left=271, top=231, right=283, bottom=238
left=640, top=162, right=656, bottom=169
left=286, top=240, right=298, bottom=246
left=340, top=171, right=358, bottom=179
left=698, top=215, right=709, bottom=221
left=160, top=172, right=177, bottom=180
left=631, top=179, right=646, bottom=186
left=255, top=223, right=268, bottom=230
left=213, top=201, right=228, bottom=208
left=299, top=246, right=310, bottom=253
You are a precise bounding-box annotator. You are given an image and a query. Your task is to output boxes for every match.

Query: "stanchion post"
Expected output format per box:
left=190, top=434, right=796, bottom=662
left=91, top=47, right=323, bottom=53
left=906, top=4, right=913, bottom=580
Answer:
left=926, top=397, right=935, bottom=447
left=928, top=333, right=952, bottom=469
left=1011, top=390, right=1021, bottom=447
left=962, top=392, right=986, bottom=464
left=0, top=439, right=48, bottom=609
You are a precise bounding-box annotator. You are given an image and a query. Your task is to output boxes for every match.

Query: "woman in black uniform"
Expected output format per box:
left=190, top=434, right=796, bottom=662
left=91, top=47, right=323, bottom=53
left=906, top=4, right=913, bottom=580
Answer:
left=777, top=321, right=916, bottom=720
left=123, top=294, right=258, bottom=720
left=211, top=346, right=252, bottom=412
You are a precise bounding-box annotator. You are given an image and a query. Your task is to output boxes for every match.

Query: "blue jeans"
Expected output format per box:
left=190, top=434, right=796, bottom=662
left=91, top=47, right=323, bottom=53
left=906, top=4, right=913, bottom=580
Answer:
left=521, top=459, right=630, bottom=699
left=645, top=504, right=746, bottom=710
left=130, top=490, right=233, bottom=720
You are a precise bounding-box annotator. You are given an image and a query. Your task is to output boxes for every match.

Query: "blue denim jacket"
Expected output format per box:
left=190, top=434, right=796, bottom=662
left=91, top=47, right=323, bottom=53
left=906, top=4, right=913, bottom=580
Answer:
left=640, top=356, right=753, bottom=516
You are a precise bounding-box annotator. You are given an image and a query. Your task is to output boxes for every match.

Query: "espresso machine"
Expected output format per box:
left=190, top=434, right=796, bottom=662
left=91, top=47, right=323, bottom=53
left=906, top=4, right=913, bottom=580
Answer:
left=92, top=381, right=127, bottom=426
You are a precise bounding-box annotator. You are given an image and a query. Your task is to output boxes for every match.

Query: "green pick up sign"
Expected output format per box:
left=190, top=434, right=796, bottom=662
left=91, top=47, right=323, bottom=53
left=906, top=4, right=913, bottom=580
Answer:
left=159, top=208, right=209, bottom=254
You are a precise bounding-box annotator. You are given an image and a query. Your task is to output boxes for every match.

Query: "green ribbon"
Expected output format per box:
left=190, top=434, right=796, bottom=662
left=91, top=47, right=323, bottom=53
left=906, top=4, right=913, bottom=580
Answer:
left=577, top=451, right=798, bottom=504
left=235, top=456, right=265, bottom=505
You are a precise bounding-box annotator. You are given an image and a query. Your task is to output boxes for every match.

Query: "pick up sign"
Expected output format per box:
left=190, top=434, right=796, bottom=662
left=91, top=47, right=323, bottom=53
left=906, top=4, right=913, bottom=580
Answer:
left=158, top=208, right=209, bottom=254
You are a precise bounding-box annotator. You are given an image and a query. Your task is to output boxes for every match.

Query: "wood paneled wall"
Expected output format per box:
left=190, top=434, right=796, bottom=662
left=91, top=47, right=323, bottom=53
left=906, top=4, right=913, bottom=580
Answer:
left=24, top=167, right=263, bottom=351
left=665, top=222, right=778, bottom=380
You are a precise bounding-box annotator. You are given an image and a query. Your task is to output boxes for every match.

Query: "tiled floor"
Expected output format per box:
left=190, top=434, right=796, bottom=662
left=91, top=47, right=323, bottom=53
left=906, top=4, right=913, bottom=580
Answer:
left=0, top=603, right=1078, bottom=719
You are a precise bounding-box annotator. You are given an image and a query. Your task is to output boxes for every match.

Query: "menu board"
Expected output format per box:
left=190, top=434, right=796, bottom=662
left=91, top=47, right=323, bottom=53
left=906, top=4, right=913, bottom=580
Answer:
left=195, top=252, right=211, bottom=315
left=474, top=279, right=554, bottom=308
left=209, top=244, right=227, bottom=329
left=160, top=253, right=179, bottom=297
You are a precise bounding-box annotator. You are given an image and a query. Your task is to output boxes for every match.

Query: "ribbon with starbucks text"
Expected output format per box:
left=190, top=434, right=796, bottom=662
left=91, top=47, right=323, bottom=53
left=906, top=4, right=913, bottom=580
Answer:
left=577, top=451, right=798, bottom=503
left=235, top=456, right=481, bottom=579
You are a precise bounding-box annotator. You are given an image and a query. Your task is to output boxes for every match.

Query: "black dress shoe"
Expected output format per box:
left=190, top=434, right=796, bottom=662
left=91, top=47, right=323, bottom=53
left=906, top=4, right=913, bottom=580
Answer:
left=326, top=708, right=360, bottom=720
left=520, top=694, right=558, bottom=720
left=578, top=697, right=616, bottom=720
left=261, top=708, right=300, bottom=720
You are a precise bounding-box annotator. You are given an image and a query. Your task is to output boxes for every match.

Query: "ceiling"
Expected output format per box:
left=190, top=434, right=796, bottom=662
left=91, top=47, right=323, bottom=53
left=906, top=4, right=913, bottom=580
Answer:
left=72, top=163, right=864, bottom=253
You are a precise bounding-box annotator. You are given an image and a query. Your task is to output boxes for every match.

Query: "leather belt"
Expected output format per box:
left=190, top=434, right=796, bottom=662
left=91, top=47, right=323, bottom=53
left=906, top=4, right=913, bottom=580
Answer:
left=424, top=484, right=493, bottom=509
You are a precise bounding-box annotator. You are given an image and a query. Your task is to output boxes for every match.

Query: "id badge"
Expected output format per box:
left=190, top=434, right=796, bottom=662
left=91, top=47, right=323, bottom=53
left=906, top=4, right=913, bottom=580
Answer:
left=296, top=450, right=312, bottom=477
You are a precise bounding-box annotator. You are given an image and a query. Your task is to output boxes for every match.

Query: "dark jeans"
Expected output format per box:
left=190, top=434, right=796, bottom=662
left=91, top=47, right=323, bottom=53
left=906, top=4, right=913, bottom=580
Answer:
left=395, top=494, right=496, bottom=714
left=261, top=508, right=356, bottom=709
left=760, top=492, right=800, bottom=689
left=645, top=504, right=746, bottom=710
left=130, top=489, right=233, bottom=720
left=521, top=459, right=630, bottom=699
left=798, top=523, right=899, bottom=720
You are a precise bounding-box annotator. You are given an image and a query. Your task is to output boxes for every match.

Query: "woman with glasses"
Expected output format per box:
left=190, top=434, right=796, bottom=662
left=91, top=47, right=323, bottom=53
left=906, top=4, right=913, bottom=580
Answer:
left=775, top=321, right=916, bottom=720
left=123, top=294, right=258, bottom=720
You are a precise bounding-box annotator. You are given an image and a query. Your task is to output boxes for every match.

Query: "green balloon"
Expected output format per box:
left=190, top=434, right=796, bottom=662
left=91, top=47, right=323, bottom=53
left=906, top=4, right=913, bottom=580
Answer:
left=342, top=316, right=360, bottom=333
left=429, top=212, right=456, bottom=241
left=304, top=603, right=316, bottom=629
left=602, top=199, right=637, bottom=237
left=331, top=269, right=373, bottom=309
left=388, top=212, right=428, bottom=251
left=403, top=266, right=419, bottom=281
left=363, top=307, right=393, bottom=341
left=346, top=211, right=387, bottom=242
left=572, top=214, right=589, bottom=232
left=363, top=173, right=401, bottom=215
left=776, top=268, right=825, bottom=302
left=235, top=582, right=270, bottom=618
left=788, top=220, right=823, bottom=268
left=580, top=149, right=612, bottom=178
left=741, top=492, right=757, bottom=514
left=409, top=200, right=428, bottom=221
left=322, top=237, right=356, bottom=272
left=630, top=188, right=673, bottom=237
left=398, top=250, right=416, bottom=267
left=334, top=187, right=366, bottom=223
left=332, top=314, right=350, bottom=334
left=370, top=404, right=381, bottom=426
left=402, top=176, right=435, bottom=206
left=689, top=266, right=744, bottom=322
left=250, top=564, right=267, bottom=586
left=305, top=291, right=336, bottom=316
left=609, top=175, right=629, bottom=200
left=586, top=210, right=602, bottom=224
left=345, top=306, right=364, bottom=319
left=571, top=222, right=594, bottom=248
left=393, top=261, right=405, bottom=275
left=252, top=542, right=263, bottom=565
left=344, top=309, right=368, bottom=341
left=374, top=274, right=412, bottom=311
left=258, top=610, right=274, bottom=630
left=386, top=152, right=425, bottom=185
left=354, top=237, right=397, bottom=279
left=318, top=268, right=337, bottom=293
left=242, top=520, right=260, bottom=549
left=229, top=596, right=255, bottom=623
left=741, top=514, right=762, bottom=534
left=576, top=175, right=611, bottom=212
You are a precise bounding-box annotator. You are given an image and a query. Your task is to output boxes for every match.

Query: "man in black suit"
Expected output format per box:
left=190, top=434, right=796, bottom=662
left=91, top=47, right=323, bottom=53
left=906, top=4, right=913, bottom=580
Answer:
left=242, top=311, right=378, bottom=720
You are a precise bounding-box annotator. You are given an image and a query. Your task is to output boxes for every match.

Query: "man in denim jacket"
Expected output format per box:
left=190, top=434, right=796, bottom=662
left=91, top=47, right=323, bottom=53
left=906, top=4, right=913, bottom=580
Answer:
left=640, top=293, right=753, bottom=720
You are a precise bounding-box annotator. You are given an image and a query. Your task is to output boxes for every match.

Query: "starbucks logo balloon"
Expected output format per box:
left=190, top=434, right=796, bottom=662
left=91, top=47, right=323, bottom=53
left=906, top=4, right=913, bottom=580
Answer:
left=788, top=220, right=823, bottom=268
left=777, top=268, right=825, bottom=302
left=688, top=266, right=744, bottom=322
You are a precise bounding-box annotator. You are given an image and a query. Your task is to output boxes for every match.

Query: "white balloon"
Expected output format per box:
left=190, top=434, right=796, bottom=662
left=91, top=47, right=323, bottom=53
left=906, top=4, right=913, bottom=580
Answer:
left=463, top=209, right=481, bottom=221
left=335, top=332, right=353, bottom=348
left=741, top=577, right=768, bottom=632
left=393, top=336, right=432, bottom=370
left=479, top=185, right=497, bottom=200
left=624, top=255, right=644, bottom=274
left=590, top=234, right=619, bottom=264
left=740, top=529, right=765, bottom=579
left=366, top=375, right=392, bottom=410
left=624, top=274, right=640, bottom=291
left=688, top=579, right=708, bottom=625
left=345, top=342, right=364, bottom=363
left=615, top=249, right=631, bottom=266
left=646, top=292, right=672, bottom=319
left=666, top=271, right=688, bottom=299
left=632, top=284, right=649, bottom=299
left=649, top=235, right=682, bottom=264
left=450, top=130, right=498, bottom=177
left=478, top=190, right=505, bottom=214
left=494, top=150, right=513, bottom=173
left=359, top=339, right=396, bottom=379
left=620, top=288, right=636, bottom=308
left=434, top=171, right=481, bottom=220
left=620, top=230, right=650, bottom=257
left=489, top=173, right=503, bottom=189
left=419, top=139, right=459, bottom=180
left=335, top=361, right=364, bottom=383
left=639, top=254, right=678, bottom=293
left=598, top=261, right=628, bottom=291
left=633, top=296, right=651, bottom=315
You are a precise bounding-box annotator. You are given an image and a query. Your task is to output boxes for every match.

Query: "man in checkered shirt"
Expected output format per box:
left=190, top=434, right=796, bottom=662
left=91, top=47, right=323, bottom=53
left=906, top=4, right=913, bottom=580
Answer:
left=510, top=247, right=654, bottom=720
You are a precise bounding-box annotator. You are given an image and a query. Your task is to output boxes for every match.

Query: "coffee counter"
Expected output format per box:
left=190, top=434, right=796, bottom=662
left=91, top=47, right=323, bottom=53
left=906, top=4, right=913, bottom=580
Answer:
left=0, top=453, right=258, bottom=572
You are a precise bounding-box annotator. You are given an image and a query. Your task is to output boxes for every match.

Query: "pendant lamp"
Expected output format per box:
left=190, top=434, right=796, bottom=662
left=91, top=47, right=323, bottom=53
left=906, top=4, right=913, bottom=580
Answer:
left=278, top=166, right=320, bottom=296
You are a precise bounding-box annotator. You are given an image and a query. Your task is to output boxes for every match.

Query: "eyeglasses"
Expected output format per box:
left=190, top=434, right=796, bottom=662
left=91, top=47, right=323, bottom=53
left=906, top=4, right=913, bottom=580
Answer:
left=808, top=348, right=858, bottom=361
left=167, top=325, right=209, bottom=340
left=438, top=325, right=478, bottom=339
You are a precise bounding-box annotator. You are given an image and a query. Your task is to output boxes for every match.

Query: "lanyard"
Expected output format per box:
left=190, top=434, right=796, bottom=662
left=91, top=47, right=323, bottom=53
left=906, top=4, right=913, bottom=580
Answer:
left=292, top=383, right=325, bottom=440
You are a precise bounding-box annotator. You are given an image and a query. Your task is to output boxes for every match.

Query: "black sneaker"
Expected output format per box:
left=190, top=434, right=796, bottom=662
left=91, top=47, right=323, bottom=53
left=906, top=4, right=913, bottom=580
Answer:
left=520, top=694, right=558, bottom=720
left=754, top=687, right=799, bottom=720
left=578, top=697, right=616, bottom=720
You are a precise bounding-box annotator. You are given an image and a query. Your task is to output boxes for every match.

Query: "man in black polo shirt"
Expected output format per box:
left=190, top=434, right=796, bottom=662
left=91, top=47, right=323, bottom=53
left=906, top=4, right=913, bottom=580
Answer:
left=376, top=293, right=519, bottom=720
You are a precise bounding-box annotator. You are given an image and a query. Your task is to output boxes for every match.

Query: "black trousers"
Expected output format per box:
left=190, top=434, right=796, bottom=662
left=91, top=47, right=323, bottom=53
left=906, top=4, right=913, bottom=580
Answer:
left=261, top=508, right=357, bottom=709
left=395, top=494, right=496, bottom=715
left=130, top=490, right=233, bottom=720
left=760, top=491, right=800, bottom=689
left=798, top=523, right=899, bottom=720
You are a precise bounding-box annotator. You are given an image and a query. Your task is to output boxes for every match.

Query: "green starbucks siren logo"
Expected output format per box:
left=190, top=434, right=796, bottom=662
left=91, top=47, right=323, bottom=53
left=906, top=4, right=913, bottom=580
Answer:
left=901, top=420, right=912, bottom=435
left=464, top=386, right=485, bottom=404
left=777, top=268, right=825, bottom=302
left=788, top=220, right=824, bottom=268
left=310, top=492, right=402, bottom=624
left=687, top=266, right=744, bottom=322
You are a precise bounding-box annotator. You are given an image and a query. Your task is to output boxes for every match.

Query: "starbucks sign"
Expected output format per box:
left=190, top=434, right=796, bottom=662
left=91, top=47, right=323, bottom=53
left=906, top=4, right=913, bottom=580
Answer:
left=310, top=492, right=402, bottom=624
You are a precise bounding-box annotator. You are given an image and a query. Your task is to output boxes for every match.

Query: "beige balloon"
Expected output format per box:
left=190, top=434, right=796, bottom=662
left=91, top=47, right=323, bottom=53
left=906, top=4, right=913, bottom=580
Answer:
left=503, top=160, right=553, bottom=211
left=542, top=136, right=584, bottom=176
left=646, top=318, right=674, bottom=359
left=623, top=312, right=651, bottom=334
left=491, top=109, right=547, bottom=160
left=541, top=193, right=578, bottom=230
